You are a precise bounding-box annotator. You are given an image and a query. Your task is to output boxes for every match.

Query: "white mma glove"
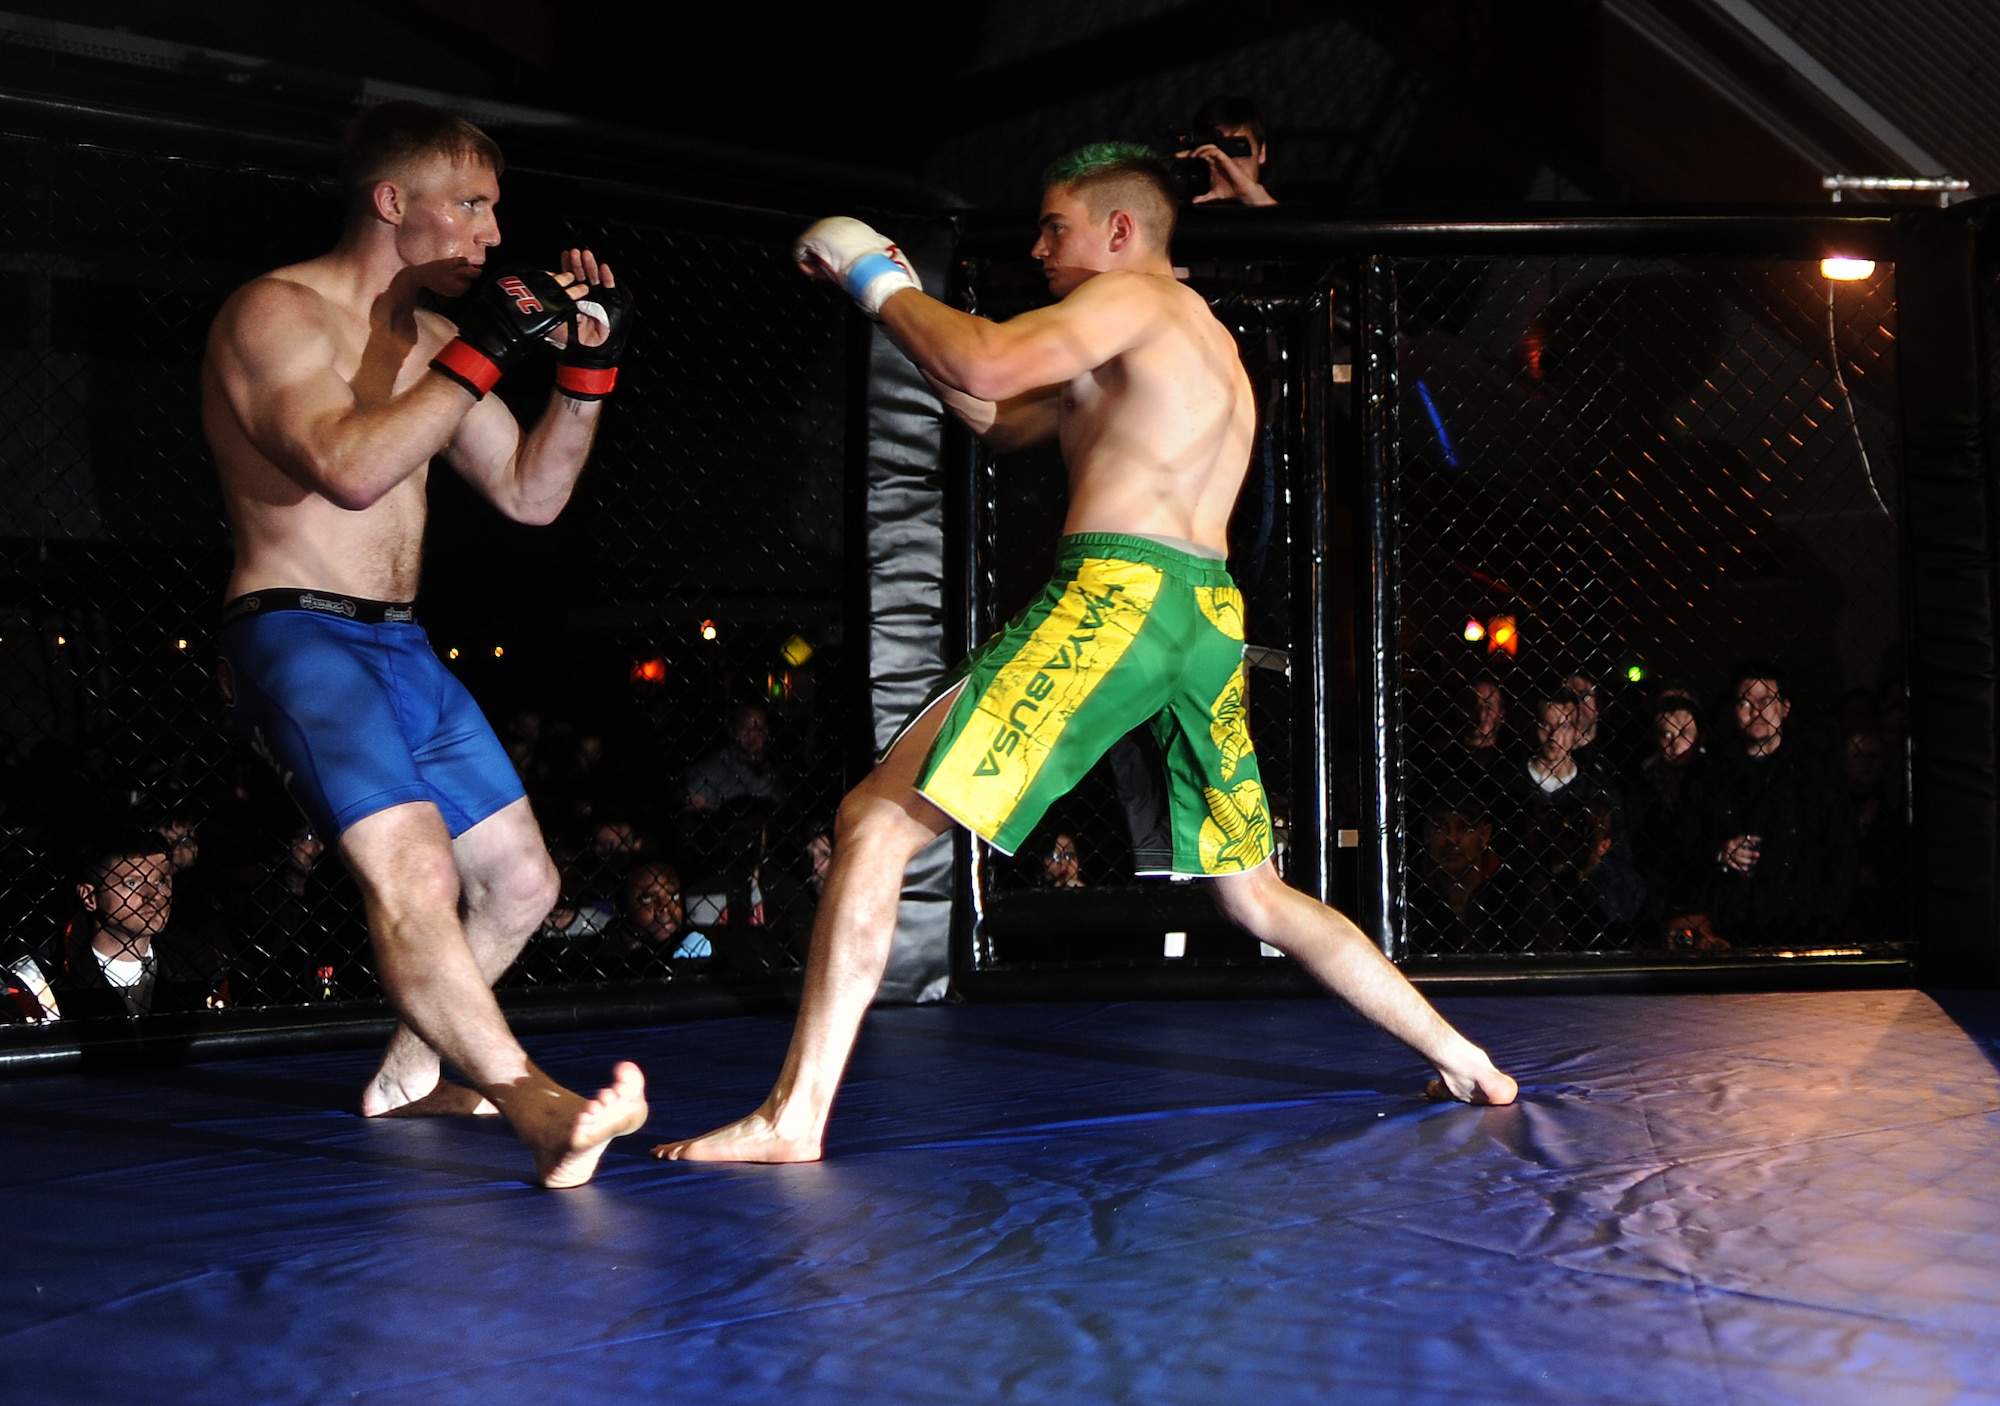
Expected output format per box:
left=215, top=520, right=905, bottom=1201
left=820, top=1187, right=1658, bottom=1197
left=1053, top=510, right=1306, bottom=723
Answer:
left=794, top=217, right=922, bottom=319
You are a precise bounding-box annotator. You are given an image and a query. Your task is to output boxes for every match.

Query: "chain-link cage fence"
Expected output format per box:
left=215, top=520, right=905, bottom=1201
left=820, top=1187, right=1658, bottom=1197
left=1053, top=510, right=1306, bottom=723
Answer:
left=1378, top=254, right=1907, bottom=966
left=0, top=126, right=853, bottom=1037
left=952, top=223, right=1910, bottom=979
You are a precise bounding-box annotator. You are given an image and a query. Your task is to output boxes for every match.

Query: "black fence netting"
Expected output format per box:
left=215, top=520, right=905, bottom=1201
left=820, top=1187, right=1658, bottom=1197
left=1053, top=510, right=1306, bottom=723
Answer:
left=1382, top=254, right=1906, bottom=964
left=954, top=229, right=1909, bottom=980
left=0, top=128, right=853, bottom=1037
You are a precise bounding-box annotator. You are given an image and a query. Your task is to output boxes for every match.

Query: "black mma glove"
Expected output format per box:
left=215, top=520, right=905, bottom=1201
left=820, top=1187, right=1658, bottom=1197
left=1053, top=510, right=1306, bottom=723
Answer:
left=555, top=281, right=633, bottom=401
left=431, top=266, right=575, bottom=399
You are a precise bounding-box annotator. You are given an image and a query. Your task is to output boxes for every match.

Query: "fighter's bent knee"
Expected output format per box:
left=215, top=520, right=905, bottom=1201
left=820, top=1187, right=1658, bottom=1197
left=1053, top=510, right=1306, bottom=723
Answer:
left=1211, top=864, right=1282, bottom=929
left=367, top=849, right=463, bottom=926
left=523, top=856, right=561, bottom=917
left=833, top=781, right=935, bottom=862
left=486, top=852, right=559, bottom=922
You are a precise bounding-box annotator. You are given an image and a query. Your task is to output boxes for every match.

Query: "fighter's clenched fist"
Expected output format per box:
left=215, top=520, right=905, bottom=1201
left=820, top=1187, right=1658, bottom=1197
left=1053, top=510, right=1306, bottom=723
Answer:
left=431, top=265, right=577, bottom=399
left=793, top=216, right=921, bottom=320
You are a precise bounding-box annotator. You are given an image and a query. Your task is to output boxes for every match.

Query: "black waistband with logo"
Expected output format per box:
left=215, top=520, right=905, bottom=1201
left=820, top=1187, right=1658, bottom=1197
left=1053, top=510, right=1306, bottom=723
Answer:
left=221, top=589, right=419, bottom=627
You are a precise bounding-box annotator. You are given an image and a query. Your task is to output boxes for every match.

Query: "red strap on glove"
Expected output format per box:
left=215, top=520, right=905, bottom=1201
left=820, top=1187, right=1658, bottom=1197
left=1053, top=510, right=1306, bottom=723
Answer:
left=555, top=364, right=618, bottom=398
left=431, top=338, right=505, bottom=397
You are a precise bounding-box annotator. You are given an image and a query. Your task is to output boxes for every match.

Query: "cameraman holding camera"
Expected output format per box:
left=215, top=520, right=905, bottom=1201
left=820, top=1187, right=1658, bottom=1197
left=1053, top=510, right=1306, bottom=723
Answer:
left=1174, top=95, right=1277, bottom=206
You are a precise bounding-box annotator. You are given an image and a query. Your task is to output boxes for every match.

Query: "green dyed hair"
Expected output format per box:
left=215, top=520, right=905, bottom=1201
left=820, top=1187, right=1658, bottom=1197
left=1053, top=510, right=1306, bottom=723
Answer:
left=1040, top=142, right=1177, bottom=249
left=1041, top=141, right=1161, bottom=189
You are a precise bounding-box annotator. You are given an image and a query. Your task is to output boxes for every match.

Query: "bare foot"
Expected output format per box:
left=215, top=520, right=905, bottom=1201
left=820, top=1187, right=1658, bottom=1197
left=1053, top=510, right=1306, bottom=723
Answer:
left=532, top=1062, right=650, bottom=1190
left=1426, top=1063, right=1519, bottom=1106
left=366, top=1080, right=497, bottom=1118
left=651, top=1107, right=822, bottom=1164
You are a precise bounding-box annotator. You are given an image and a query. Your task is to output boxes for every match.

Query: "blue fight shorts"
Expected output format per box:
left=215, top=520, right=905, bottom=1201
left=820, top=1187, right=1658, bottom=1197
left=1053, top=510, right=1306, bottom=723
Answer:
left=215, top=590, right=525, bottom=840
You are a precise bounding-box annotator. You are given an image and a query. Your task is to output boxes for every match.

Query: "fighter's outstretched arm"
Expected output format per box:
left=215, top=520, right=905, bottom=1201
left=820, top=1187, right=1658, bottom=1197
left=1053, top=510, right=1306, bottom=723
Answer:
left=880, top=273, right=1157, bottom=405
left=445, top=249, right=618, bottom=526
left=208, top=279, right=474, bottom=511
left=919, top=370, right=1061, bottom=453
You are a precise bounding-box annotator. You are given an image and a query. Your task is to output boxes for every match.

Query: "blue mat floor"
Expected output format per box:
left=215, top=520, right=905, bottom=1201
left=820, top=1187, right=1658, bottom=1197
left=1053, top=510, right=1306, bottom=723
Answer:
left=5, top=989, right=2000, bottom=1404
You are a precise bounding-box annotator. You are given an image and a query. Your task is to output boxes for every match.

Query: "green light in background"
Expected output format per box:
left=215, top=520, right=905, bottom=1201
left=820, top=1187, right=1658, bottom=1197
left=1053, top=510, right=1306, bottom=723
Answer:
left=1627, top=664, right=1645, bottom=683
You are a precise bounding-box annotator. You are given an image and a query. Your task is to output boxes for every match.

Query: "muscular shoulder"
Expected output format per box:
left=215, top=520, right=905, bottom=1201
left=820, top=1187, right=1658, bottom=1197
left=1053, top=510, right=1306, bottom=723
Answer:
left=1064, top=268, right=1178, bottom=316
left=210, top=273, right=339, bottom=365
left=1073, top=270, right=1224, bottom=343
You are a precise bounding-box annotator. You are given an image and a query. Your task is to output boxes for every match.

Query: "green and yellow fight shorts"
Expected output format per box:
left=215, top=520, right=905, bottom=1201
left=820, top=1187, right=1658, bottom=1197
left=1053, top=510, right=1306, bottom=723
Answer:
left=899, top=532, right=1274, bottom=877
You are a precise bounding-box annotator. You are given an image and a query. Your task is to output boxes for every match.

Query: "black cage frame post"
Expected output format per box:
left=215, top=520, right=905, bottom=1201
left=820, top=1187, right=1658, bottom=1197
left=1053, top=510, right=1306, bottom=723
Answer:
left=945, top=203, right=1989, bottom=995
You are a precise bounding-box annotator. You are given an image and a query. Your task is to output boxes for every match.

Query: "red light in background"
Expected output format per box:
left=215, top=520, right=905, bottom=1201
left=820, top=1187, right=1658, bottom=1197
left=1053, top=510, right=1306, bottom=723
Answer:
left=1521, top=328, right=1546, bottom=381
left=630, top=657, right=667, bottom=685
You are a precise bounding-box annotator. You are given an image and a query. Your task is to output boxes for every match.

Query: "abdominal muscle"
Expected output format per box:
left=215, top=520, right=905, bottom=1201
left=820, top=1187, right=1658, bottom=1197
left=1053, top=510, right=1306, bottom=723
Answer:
left=220, top=457, right=429, bottom=603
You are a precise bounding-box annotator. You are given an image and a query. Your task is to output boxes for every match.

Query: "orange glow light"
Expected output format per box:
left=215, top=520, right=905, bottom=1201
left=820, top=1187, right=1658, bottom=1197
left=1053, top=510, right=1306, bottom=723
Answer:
left=630, top=657, right=667, bottom=685
left=699, top=619, right=718, bottom=642
left=1820, top=257, right=1875, bottom=281
left=1487, top=616, right=1518, bottom=656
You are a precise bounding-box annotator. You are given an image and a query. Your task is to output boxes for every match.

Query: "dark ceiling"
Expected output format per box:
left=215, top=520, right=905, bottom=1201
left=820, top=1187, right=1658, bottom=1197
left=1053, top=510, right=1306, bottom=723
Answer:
left=1, top=0, right=1991, bottom=207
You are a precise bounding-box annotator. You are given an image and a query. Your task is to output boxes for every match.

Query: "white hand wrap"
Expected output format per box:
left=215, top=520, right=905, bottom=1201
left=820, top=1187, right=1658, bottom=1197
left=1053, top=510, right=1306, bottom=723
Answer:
left=545, top=299, right=610, bottom=347
left=794, top=216, right=922, bottom=319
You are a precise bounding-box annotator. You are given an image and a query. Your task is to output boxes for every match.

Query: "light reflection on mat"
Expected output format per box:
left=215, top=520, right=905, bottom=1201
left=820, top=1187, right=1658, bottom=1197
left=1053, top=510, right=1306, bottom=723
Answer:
left=4, top=990, right=1999, bottom=1405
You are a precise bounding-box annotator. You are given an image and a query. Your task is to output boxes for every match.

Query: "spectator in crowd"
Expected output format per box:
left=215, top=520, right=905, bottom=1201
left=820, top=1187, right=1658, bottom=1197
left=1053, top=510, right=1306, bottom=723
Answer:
left=275, top=824, right=323, bottom=901
left=685, top=700, right=785, bottom=813
left=46, top=829, right=227, bottom=1018
left=158, top=813, right=199, bottom=877
left=1626, top=693, right=1718, bottom=948
left=1405, top=789, right=1522, bottom=953
left=597, top=860, right=711, bottom=974
left=1180, top=94, right=1279, bottom=206
left=1702, top=665, right=1855, bottom=947
left=1520, top=688, right=1583, bottom=798
left=1039, top=832, right=1086, bottom=888
left=591, top=818, right=647, bottom=869
left=151, top=809, right=221, bottom=932
left=1504, top=685, right=1641, bottom=949
left=1519, top=794, right=1646, bottom=951
left=1506, top=685, right=1624, bottom=841
left=1455, top=676, right=1507, bottom=777
left=559, top=816, right=653, bottom=916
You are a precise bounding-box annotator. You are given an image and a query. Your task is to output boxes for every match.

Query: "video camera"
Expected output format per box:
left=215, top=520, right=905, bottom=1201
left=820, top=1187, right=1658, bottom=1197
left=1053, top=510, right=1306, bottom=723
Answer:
left=1159, top=128, right=1256, bottom=202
